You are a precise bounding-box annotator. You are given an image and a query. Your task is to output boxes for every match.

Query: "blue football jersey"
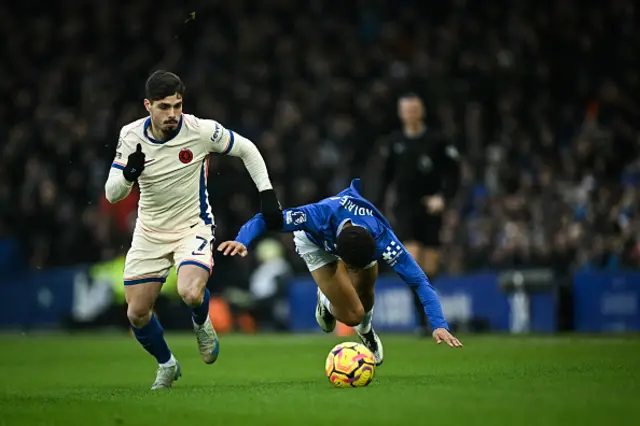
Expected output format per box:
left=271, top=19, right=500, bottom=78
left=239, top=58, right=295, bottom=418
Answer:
left=235, top=178, right=449, bottom=330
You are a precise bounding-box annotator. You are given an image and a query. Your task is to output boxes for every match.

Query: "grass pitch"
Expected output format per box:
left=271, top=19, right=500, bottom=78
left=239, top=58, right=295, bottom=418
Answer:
left=0, top=333, right=638, bottom=426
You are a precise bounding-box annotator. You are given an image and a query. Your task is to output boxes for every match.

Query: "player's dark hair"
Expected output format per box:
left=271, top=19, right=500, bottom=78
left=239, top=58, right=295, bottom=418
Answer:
left=336, top=226, right=377, bottom=269
left=145, top=70, right=185, bottom=102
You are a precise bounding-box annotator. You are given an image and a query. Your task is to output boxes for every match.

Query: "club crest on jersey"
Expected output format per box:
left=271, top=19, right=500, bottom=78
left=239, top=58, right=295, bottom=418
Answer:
left=285, top=210, right=307, bottom=225
left=179, top=149, right=193, bottom=164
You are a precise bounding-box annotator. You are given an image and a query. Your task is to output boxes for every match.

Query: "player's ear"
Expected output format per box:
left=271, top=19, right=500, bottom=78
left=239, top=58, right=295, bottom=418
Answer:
left=143, top=99, right=151, bottom=113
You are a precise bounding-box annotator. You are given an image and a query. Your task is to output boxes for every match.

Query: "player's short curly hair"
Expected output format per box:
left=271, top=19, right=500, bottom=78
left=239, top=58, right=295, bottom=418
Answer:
left=145, top=70, right=185, bottom=101
left=336, top=226, right=376, bottom=269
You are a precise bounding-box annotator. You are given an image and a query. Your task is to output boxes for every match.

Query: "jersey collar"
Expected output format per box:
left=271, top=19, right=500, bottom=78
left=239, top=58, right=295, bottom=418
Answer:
left=143, top=115, right=183, bottom=144
left=337, top=218, right=364, bottom=235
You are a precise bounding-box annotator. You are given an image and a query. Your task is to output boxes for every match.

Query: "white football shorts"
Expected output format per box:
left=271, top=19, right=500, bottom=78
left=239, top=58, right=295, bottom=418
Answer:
left=292, top=231, right=339, bottom=272
left=123, top=223, right=215, bottom=285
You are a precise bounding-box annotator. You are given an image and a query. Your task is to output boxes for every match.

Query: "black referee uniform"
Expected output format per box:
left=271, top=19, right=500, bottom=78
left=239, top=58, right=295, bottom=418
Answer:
left=377, top=127, right=460, bottom=333
left=378, top=128, right=461, bottom=248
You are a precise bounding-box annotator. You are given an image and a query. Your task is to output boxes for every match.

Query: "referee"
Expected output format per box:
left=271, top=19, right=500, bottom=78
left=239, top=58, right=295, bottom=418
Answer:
left=377, top=93, right=461, bottom=336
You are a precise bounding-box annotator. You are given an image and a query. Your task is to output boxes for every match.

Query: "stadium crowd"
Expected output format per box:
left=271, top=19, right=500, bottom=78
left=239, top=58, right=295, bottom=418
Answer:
left=1, top=0, right=639, bottom=279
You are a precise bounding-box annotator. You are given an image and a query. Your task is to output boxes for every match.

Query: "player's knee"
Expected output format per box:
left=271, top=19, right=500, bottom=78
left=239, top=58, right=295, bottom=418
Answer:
left=342, top=304, right=365, bottom=327
left=127, top=306, right=152, bottom=328
left=356, top=280, right=375, bottom=299
left=179, top=285, right=205, bottom=308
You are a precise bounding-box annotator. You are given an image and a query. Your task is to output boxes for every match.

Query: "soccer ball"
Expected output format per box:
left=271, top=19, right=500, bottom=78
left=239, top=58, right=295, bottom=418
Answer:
left=325, top=342, right=376, bottom=388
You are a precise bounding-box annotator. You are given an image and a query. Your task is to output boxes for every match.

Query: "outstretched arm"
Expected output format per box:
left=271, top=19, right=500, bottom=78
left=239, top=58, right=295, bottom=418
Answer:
left=223, top=207, right=313, bottom=254
left=204, top=119, right=282, bottom=230
left=376, top=228, right=462, bottom=347
left=234, top=213, right=269, bottom=248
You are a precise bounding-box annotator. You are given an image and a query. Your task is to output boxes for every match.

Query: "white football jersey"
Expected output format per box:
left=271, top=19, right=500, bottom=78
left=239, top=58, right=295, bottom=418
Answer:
left=109, top=114, right=233, bottom=232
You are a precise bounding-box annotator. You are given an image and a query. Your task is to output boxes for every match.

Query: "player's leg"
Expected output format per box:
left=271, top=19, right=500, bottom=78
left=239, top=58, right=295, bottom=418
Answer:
left=124, top=231, right=179, bottom=389
left=346, top=262, right=377, bottom=312
left=293, top=231, right=364, bottom=332
left=346, top=263, right=384, bottom=365
left=175, top=227, right=219, bottom=364
left=346, top=262, right=377, bottom=327
left=311, top=260, right=365, bottom=328
left=176, top=264, right=211, bottom=324
left=125, top=281, right=171, bottom=362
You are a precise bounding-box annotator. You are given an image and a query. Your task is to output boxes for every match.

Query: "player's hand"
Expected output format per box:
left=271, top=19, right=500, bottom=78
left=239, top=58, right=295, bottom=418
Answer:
left=432, top=328, right=463, bottom=348
left=260, top=189, right=283, bottom=230
left=423, top=194, right=445, bottom=214
left=217, top=241, right=248, bottom=257
left=123, top=143, right=146, bottom=182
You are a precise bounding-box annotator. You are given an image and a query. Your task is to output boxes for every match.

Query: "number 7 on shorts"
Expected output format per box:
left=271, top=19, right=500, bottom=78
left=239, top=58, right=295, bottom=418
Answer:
left=192, top=236, right=209, bottom=256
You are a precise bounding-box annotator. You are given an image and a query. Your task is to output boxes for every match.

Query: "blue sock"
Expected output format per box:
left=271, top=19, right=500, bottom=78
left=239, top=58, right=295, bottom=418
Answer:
left=192, top=287, right=211, bottom=325
left=131, top=314, right=172, bottom=364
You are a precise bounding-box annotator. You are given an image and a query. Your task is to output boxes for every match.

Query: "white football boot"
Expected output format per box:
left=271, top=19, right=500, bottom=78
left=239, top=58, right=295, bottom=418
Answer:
left=356, top=328, right=384, bottom=366
left=193, top=316, right=220, bottom=364
left=151, top=361, right=181, bottom=390
left=315, top=288, right=336, bottom=333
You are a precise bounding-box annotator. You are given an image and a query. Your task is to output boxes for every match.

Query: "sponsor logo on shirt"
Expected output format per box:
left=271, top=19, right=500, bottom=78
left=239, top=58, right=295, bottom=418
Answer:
left=210, top=123, right=222, bottom=143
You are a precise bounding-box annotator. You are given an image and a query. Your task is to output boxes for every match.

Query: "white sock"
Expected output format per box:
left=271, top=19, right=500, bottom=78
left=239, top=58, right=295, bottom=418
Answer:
left=318, top=291, right=334, bottom=315
left=354, top=308, right=374, bottom=334
left=159, top=353, right=176, bottom=368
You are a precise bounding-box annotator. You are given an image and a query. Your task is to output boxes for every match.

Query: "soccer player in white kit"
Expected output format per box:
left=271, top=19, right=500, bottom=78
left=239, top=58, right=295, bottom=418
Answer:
left=105, top=71, right=282, bottom=389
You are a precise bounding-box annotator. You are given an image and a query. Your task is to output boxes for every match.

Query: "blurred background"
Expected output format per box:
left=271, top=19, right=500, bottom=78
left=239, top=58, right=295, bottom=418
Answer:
left=0, top=0, right=638, bottom=335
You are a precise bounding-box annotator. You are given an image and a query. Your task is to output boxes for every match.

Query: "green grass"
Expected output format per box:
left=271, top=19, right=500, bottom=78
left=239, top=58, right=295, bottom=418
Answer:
left=0, top=333, right=639, bottom=426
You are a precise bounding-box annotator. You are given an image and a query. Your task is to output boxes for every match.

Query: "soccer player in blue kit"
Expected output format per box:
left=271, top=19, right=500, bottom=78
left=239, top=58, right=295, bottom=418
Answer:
left=218, top=178, right=462, bottom=365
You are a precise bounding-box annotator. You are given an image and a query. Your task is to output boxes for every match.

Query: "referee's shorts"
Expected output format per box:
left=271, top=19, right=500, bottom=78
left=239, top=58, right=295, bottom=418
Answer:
left=393, top=206, right=443, bottom=248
